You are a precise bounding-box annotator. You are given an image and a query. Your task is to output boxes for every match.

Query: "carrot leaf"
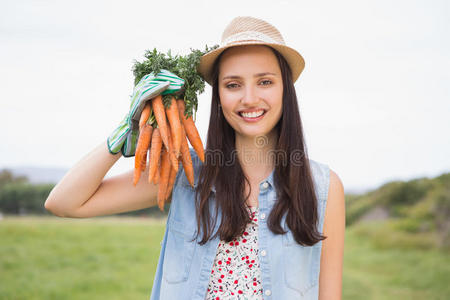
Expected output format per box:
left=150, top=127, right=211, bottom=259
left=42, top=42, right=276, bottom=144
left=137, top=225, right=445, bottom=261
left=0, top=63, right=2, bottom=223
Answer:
left=131, top=45, right=219, bottom=119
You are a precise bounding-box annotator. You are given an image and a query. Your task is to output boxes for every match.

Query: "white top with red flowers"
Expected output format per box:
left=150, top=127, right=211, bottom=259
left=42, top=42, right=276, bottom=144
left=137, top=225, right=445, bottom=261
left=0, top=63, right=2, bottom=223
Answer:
left=205, top=206, right=263, bottom=300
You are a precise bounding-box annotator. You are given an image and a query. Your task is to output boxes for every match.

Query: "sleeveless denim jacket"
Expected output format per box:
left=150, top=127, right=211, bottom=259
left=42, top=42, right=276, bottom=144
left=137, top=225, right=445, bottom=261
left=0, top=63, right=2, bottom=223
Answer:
left=150, top=148, right=330, bottom=300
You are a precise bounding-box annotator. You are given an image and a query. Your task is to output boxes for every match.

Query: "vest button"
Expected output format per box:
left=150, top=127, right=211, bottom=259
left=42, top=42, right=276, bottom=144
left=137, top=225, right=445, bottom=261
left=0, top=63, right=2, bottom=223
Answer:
left=261, top=181, right=269, bottom=189
left=264, top=289, right=272, bottom=296
left=261, top=250, right=267, bottom=257
left=260, top=212, right=266, bottom=220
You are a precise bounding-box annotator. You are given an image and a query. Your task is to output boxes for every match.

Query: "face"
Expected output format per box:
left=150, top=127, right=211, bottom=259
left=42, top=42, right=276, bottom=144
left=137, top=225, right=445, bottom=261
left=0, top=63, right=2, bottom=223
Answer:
left=218, top=45, right=283, bottom=141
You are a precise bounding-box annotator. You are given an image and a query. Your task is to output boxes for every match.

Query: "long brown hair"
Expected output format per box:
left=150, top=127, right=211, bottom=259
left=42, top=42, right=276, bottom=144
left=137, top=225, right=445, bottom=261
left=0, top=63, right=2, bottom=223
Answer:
left=194, top=46, right=326, bottom=246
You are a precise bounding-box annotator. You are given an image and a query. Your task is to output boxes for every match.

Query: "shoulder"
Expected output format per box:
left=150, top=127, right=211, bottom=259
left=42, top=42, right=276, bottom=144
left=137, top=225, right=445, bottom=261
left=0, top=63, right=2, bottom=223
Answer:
left=325, top=168, right=345, bottom=226
left=308, top=158, right=344, bottom=202
left=307, top=158, right=331, bottom=199
left=308, top=158, right=345, bottom=230
left=328, top=169, right=344, bottom=199
left=308, top=159, right=345, bottom=212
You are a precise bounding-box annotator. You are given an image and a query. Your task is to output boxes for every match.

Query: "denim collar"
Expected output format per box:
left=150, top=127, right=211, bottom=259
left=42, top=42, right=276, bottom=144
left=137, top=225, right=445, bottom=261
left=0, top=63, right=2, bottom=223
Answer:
left=209, top=168, right=275, bottom=194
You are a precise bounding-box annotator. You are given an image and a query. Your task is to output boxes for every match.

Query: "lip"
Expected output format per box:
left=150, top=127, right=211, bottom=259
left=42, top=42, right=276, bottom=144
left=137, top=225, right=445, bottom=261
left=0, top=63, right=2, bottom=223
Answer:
left=237, top=109, right=267, bottom=122
left=238, top=108, right=266, bottom=114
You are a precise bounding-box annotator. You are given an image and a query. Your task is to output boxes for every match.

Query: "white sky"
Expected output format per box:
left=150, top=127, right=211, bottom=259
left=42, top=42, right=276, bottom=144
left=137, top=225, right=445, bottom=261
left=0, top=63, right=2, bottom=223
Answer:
left=1, top=0, right=449, bottom=192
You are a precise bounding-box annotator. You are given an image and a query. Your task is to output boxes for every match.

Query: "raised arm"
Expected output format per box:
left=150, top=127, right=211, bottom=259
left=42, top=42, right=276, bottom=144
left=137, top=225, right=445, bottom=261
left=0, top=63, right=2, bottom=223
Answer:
left=44, top=70, right=187, bottom=218
left=44, top=140, right=159, bottom=218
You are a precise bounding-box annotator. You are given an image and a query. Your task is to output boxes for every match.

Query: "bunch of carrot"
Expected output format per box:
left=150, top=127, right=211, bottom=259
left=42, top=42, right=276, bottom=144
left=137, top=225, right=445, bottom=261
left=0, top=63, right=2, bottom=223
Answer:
left=133, top=94, right=205, bottom=211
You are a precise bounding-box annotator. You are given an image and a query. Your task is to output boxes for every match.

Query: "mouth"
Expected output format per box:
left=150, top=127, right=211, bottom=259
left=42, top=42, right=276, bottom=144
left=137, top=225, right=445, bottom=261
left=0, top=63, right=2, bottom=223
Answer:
left=237, top=109, right=267, bottom=121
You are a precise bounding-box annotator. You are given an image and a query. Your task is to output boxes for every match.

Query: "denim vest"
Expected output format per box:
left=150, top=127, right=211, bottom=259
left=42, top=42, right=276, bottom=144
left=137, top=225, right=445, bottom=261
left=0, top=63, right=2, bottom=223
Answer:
left=150, top=148, right=330, bottom=300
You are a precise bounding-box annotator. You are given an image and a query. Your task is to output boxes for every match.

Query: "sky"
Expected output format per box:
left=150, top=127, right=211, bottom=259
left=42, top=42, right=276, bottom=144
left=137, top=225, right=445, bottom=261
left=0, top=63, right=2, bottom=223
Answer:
left=1, top=0, right=449, bottom=193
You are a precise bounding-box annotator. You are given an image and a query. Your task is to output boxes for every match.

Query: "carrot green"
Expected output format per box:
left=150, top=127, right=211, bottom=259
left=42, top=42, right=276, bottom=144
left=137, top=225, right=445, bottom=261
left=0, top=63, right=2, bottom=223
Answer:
left=131, top=45, right=219, bottom=120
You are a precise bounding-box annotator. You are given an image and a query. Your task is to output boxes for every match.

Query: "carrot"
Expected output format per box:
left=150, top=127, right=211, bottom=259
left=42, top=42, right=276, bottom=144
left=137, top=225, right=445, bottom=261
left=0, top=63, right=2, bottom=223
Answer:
left=166, top=124, right=179, bottom=172
left=165, top=96, right=182, bottom=159
left=139, top=102, right=152, bottom=130
left=151, top=95, right=171, bottom=155
left=133, top=124, right=152, bottom=186
left=141, top=147, right=148, bottom=172
left=179, top=124, right=195, bottom=187
left=136, top=103, right=152, bottom=174
left=166, top=163, right=175, bottom=203
left=158, top=148, right=171, bottom=211
left=166, top=157, right=182, bottom=204
left=177, top=99, right=205, bottom=162
left=148, top=127, right=162, bottom=184
left=153, top=161, right=160, bottom=184
left=164, top=164, right=177, bottom=201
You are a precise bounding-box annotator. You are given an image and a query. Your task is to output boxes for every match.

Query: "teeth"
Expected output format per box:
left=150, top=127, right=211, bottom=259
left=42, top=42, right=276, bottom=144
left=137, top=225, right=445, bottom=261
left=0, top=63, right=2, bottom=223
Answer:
left=240, top=110, right=264, bottom=118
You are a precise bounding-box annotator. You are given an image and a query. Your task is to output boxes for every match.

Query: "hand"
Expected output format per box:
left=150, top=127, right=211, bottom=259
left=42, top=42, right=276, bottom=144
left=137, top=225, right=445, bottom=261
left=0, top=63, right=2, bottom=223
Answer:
left=107, top=69, right=184, bottom=157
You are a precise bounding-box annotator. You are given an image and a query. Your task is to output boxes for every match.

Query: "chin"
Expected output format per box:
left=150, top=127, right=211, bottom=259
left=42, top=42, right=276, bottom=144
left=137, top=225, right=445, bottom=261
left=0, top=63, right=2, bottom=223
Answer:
left=236, top=128, right=271, bottom=139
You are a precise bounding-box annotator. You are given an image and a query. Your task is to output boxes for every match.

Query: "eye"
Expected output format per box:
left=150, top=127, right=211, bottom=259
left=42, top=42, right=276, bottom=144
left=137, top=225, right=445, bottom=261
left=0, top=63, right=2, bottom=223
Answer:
left=259, top=79, right=273, bottom=86
left=226, top=82, right=240, bottom=89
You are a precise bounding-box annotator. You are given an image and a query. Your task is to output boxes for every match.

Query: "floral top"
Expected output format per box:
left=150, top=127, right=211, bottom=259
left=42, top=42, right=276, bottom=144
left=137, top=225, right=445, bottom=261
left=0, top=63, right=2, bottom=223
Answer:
left=205, top=206, right=263, bottom=300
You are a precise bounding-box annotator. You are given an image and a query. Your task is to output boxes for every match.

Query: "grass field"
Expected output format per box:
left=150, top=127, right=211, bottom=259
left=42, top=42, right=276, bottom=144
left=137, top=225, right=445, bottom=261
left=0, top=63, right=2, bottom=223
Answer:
left=0, top=216, right=449, bottom=299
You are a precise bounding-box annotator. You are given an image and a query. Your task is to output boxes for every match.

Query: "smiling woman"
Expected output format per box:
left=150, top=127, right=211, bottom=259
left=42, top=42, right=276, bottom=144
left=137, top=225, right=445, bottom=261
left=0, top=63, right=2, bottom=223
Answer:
left=151, top=16, right=345, bottom=300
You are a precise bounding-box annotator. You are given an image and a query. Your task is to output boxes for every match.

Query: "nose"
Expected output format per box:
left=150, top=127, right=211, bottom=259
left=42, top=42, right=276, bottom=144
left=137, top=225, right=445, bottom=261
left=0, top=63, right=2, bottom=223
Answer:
left=241, top=85, right=259, bottom=106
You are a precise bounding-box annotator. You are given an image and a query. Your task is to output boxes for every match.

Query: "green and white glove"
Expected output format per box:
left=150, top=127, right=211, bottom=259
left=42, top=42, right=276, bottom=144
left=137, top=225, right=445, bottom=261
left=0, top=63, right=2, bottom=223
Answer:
left=107, top=69, right=184, bottom=157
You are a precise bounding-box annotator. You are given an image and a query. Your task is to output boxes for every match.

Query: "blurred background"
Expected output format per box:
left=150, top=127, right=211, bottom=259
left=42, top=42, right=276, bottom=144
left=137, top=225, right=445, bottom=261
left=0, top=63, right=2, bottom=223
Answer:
left=1, top=0, right=449, bottom=299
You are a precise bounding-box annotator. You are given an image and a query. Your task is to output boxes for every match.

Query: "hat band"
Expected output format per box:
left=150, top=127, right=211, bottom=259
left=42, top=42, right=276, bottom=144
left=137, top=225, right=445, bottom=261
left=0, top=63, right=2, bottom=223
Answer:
left=221, top=31, right=282, bottom=47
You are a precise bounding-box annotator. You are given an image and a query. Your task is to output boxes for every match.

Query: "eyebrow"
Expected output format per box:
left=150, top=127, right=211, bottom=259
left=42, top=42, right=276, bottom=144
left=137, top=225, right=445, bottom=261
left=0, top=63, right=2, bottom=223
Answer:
left=221, top=72, right=277, bottom=81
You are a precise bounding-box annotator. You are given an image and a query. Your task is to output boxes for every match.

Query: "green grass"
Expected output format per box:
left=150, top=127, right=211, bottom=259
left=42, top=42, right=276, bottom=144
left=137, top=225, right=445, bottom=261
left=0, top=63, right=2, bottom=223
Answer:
left=344, top=221, right=449, bottom=300
left=0, top=216, right=449, bottom=299
left=0, top=216, right=166, bottom=300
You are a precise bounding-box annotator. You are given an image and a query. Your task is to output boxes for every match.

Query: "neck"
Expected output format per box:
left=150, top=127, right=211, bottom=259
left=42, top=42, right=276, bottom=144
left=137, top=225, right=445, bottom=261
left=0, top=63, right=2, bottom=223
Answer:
left=235, top=130, right=278, bottom=182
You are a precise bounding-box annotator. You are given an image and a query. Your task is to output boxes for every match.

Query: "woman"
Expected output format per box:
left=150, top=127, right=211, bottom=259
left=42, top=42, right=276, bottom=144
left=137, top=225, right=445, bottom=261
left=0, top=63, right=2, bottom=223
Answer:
left=45, top=16, right=345, bottom=300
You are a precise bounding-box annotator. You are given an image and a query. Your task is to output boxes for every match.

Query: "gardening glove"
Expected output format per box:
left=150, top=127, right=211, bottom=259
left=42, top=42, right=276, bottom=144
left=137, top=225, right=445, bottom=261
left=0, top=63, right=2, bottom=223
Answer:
left=107, top=69, right=184, bottom=157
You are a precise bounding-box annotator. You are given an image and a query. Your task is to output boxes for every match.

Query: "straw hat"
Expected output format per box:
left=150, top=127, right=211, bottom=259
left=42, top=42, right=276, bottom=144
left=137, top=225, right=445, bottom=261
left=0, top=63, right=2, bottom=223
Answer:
left=198, top=16, right=305, bottom=85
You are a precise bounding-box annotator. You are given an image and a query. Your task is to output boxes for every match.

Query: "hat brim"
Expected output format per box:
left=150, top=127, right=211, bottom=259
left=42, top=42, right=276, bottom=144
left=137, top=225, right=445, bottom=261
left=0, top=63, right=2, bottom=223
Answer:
left=197, top=41, right=305, bottom=85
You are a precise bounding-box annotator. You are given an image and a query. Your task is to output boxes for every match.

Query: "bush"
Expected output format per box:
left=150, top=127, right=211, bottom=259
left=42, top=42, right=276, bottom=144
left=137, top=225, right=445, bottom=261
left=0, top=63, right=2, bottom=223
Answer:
left=345, top=194, right=378, bottom=226
left=0, top=182, right=54, bottom=215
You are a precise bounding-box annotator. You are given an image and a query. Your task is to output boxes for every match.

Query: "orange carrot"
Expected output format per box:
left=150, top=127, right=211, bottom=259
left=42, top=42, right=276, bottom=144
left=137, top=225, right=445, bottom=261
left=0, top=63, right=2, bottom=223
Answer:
left=148, top=127, right=162, bottom=184
left=179, top=124, right=195, bottom=187
left=177, top=99, right=205, bottom=162
left=158, top=148, right=171, bottom=211
left=151, top=95, right=171, bottom=155
left=142, top=128, right=152, bottom=173
left=164, top=164, right=177, bottom=201
left=139, top=102, right=152, bottom=130
left=136, top=103, right=152, bottom=174
left=166, top=124, right=179, bottom=172
left=153, top=160, right=160, bottom=184
left=165, top=96, right=182, bottom=159
left=141, top=147, right=148, bottom=172
left=166, top=163, right=175, bottom=203
left=133, top=124, right=152, bottom=186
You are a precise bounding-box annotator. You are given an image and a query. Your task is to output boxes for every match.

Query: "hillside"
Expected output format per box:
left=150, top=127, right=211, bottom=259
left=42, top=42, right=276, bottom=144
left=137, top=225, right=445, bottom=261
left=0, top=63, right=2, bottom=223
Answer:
left=346, top=172, right=450, bottom=250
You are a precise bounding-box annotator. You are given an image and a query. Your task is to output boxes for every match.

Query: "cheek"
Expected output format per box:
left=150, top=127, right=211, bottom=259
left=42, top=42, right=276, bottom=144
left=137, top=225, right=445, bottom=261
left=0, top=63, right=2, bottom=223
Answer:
left=260, top=85, right=282, bottom=100
left=270, top=97, right=283, bottom=124
left=269, top=102, right=282, bottom=124
left=275, top=103, right=283, bottom=121
left=265, top=89, right=283, bottom=112
left=219, top=89, right=240, bottom=113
